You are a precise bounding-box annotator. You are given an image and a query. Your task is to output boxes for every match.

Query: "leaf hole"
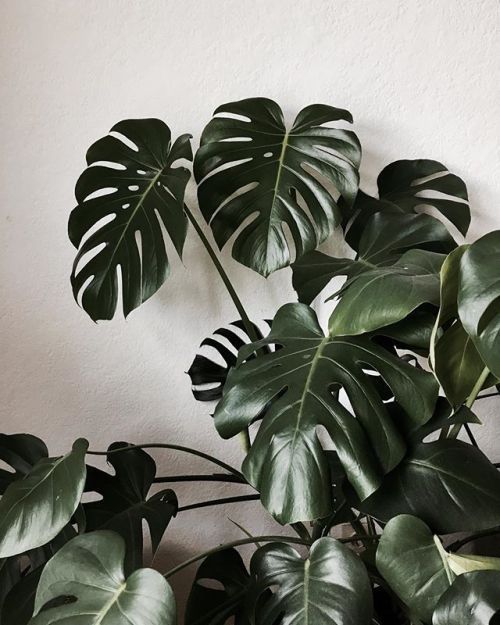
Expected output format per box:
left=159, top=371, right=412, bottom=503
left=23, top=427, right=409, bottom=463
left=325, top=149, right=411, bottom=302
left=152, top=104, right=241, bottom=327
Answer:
left=110, top=130, right=139, bottom=152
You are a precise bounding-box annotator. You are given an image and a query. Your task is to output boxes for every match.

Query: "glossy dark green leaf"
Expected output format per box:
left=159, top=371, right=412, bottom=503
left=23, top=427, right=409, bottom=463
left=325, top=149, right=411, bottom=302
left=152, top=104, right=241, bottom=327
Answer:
left=410, top=402, right=480, bottom=445
left=433, top=571, right=500, bottom=625
left=376, top=515, right=452, bottom=623
left=185, top=548, right=252, bottom=625
left=2, top=566, right=42, bottom=625
left=0, top=557, right=21, bottom=615
left=214, top=303, right=438, bottom=523
left=0, top=439, right=87, bottom=558
left=293, top=211, right=454, bottom=305
left=70, top=119, right=192, bottom=321
left=195, top=98, right=361, bottom=276
left=188, top=320, right=270, bottom=402
left=30, top=531, right=175, bottom=625
left=458, top=230, right=500, bottom=378
left=359, top=440, right=500, bottom=533
left=84, top=442, right=177, bottom=573
left=0, top=434, right=48, bottom=494
left=251, top=538, right=372, bottom=625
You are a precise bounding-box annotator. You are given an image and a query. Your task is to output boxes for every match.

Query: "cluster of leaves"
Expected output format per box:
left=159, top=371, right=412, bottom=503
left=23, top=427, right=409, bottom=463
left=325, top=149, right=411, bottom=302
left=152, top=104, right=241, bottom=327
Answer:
left=2, top=98, right=500, bottom=624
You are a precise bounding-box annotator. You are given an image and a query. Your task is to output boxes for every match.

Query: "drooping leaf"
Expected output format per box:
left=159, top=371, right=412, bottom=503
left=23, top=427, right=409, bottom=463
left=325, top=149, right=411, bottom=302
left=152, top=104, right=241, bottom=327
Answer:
left=185, top=548, right=253, bottom=625
left=251, top=538, right=373, bottom=625
left=195, top=98, right=361, bottom=277
left=293, top=211, right=454, bottom=305
left=433, top=571, right=500, bottom=625
left=0, top=439, right=87, bottom=558
left=2, top=566, right=42, bottom=625
left=446, top=551, right=500, bottom=576
left=344, top=159, right=470, bottom=251
left=84, top=442, right=177, bottom=573
left=30, top=531, right=175, bottom=625
left=188, top=320, right=270, bottom=402
left=214, top=303, right=438, bottom=524
left=0, top=433, right=48, bottom=494
left=358, top=440, right=500, bottom=533
left=376, top=515, right=453, bottom=623
left=69, top=119, right=192, bottom=321
left=458, top=230, right=500, bottom=378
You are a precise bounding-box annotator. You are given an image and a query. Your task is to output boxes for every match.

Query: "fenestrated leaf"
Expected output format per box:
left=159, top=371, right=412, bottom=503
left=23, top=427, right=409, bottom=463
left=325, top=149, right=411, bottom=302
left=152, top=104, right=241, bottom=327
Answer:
left=376, top=515, right=453, bottom=623
left=433, top=571, right=500, bottom=625
left=70, top=119, right=192, bottom=321
left=214, top=303, right=438, bottom=524
left=188, top=320, right=270, bottom=402
left=185, top=548, right=253, bottom=625
left=358, top=439, right=500, bottom=533
left=195, top=98, right=361, bottom=277
left=251, top=538, right=372, bottom=625
left=293, top=211, right=455, bottom=305
left=30, top=531, right=175, bottom=625
left=0, top=439, right=88, bottom=558
left=84, top=442, right=177, bottom=573
left=458, top=230, right=500, bottom=378
left=0, top=434, right=48, bottom=494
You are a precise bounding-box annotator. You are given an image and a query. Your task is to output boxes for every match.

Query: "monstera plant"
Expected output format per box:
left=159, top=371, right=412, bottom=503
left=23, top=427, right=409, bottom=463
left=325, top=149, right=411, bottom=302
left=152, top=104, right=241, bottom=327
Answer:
left=2, top=97, right=500, bottom=624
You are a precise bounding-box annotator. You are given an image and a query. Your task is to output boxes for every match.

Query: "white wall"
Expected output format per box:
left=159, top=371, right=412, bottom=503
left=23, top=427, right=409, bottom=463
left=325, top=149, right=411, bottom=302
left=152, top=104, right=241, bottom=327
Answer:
left=1, top=0, right=499, bottom=606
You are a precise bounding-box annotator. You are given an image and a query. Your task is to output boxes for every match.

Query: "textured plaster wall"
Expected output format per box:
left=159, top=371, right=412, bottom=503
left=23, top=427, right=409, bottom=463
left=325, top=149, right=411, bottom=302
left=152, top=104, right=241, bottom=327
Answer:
left=1, top=0, right=499, bottom=604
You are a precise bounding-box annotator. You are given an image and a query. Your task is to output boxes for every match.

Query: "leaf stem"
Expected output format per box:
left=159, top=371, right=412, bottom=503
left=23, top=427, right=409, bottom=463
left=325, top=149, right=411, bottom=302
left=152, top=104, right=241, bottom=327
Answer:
left=153, top=473, right=246, bottom=484
left=447, top=525, right=500, bottom=552
left=178, top=494, right=260, bottom=512
left=86, top=443, right=244, bottom=479
left=449, top=366, right=490, bottom=439
left=183, top=203, right=257, bottom=453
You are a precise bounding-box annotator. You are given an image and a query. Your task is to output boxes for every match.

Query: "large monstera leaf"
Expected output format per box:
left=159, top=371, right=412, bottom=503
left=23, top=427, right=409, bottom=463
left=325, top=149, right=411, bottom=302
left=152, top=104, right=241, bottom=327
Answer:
left=30, top=531, right=176, bottom=625
left=458, top=230, right=500, bottom=379
left=84, top=442, right=177, bottom=573
left=70, top=119, right=192, bottom=321
left=194, top=98, right=361, bottom=276
left=214, top=303, right=438, bottom=524
left=251, top=538, right=372, bottom=625
left=344, top=159, right=470, bottom=251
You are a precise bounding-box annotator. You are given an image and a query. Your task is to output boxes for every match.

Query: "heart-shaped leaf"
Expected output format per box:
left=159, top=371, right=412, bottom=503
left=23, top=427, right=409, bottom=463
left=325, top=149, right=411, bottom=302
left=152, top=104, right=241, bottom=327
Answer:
left=433, top=571, right=500, bottom=625
left=376, top=515, right=453, bottom=623
left=84, top=442, right=177, bottom=573
left=458, top=230, right=500, bottom=378
left=0, top=439, right=87, bottom=558
left=185, top=548, right=253, bottom=625
left=251, top=538, right=373, bottom=625
left=214, top=303, right=438, bottom=523
left=30, top=531, right=175, bottom=625
left=359, top=440, right=500, bottom=533
left=69, top=119, right=192, bottom=321
left=195, top=98, right=361, bottom=276
left=0, top=434, right=48, bottom=494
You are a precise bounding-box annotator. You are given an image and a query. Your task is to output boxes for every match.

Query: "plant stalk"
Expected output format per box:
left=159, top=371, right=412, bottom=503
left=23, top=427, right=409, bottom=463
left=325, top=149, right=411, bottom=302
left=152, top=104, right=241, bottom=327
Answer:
left=449, top=366, right=490, bottom=439
left=178, top=494, right=260, bottom=512
left=153, top=473, right=246, bottom=484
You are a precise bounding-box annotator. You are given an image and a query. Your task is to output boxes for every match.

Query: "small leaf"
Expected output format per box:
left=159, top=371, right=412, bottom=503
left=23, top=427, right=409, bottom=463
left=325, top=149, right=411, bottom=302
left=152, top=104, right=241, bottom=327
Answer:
left=251, top=538, right=373, bottom=625
left=70, top=119, right=192, bottom=321
left=0, top=439, right=88, bottom=558
left=30, top=531, right=175, bottom=625
left=195, top=98, right=361, bottom=276
left=376, top=515, right=453, bottom=623
left=0, top=433, right=48, bottom=494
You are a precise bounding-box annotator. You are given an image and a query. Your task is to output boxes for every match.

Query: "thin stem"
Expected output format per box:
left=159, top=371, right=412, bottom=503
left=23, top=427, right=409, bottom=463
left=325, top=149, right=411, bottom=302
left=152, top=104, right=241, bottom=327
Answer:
left=86, top=443, right=244, bottom=479
left=449, top=366, right=490, bottom=439
left=162, top=533, right=376, bottom=579
left=477, top=391, right=500, bottom=400
left=178, top=494, right=260, bottom=512
left=290, top=522, right=311, bottom=542
left=153, top=473, right=246, bottom=484
left=183, top=203, right=257, bottom=454
left=448, top=525, right=500, bottom=552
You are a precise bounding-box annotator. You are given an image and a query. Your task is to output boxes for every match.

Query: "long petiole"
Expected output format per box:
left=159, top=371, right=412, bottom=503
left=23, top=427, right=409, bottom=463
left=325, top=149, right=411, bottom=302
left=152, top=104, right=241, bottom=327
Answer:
left=178, top=494, right=260, bottom=512
left=449, top=366, right=490, bottom=439
left=153, top=473, right=246, bottom=484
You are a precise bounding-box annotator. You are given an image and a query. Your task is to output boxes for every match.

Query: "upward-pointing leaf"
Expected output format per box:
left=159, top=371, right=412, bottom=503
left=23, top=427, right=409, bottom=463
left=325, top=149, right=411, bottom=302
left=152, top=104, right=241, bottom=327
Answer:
left=214, top=303, right=438, bottom=523
left=70, top=119, right=192, bottom=321
left=195, top=98, right=361, bottom=277
left=30, top=531, right=175, bottom=625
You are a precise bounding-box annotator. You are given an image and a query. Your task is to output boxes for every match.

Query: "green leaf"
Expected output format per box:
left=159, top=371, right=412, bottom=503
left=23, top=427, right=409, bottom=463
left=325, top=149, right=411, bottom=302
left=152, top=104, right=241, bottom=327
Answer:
left=458, top=230, right=500, bottom=378
left=84, top=442, right=177, bottom=573
left=433, top=571, right=500, bottom=625
left=251, top=538, right=373, bottom=625
left=446, top=552, right=500, bottom=576
left=0, top=439, right=87, bottom=558
left=376, top=515, right=453, bottom=623
left=185, top=548, right=253, bottom=625
left=30, top=531, right=175, bottom=625
left=2, top=567, right=42, bottom=625
left=0, top=434, right=48, bottom=494
left=359, top=440, right=500, bottom=533
left=69, top=119, right=192, bottom=321
left=214, top=303, right=438, bottom=523
left=195, top=98, right=361, bottom=277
